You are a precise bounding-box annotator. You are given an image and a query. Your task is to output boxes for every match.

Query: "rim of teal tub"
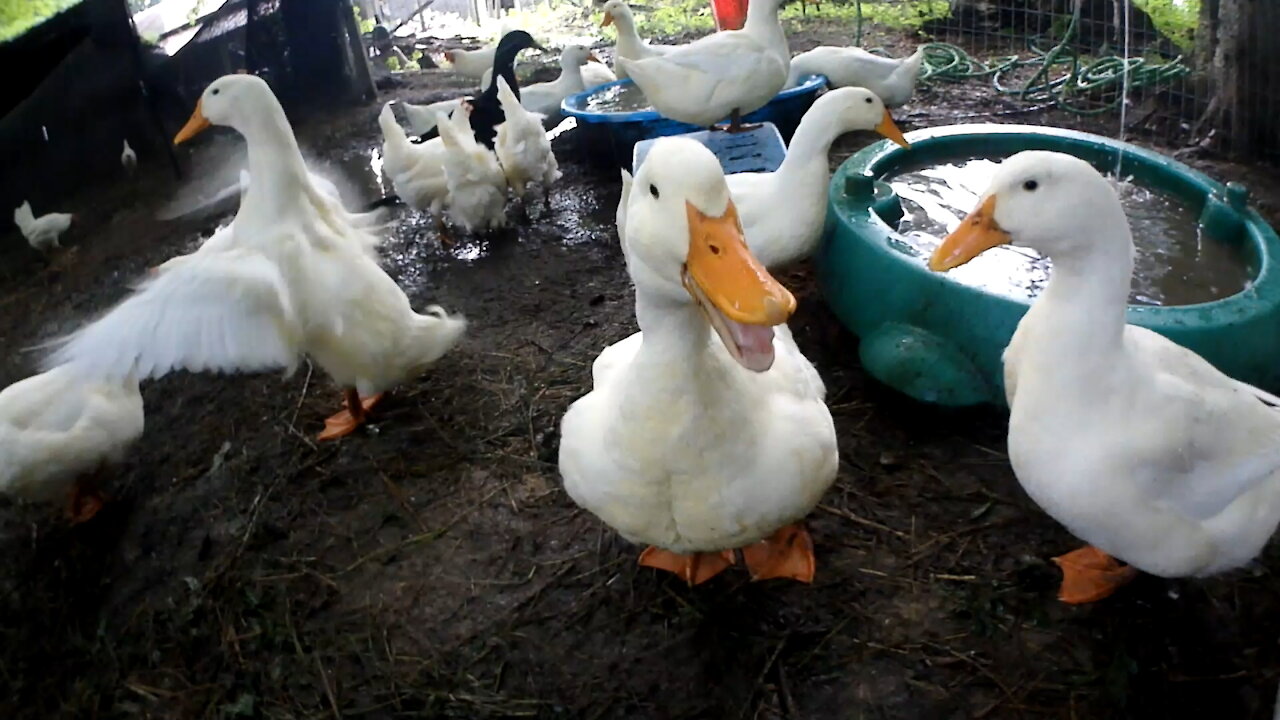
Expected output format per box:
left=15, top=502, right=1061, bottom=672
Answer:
left=826, top=123, right=1280, bottom=335
left=560, top=74, right=829, bottom=123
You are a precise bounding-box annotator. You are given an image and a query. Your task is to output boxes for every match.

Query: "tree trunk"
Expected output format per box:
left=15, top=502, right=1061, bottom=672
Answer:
left=1197, top=0, right=1280, bottom=159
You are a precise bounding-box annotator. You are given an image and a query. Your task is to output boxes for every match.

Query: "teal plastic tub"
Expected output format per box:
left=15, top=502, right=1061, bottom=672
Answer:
left=561, top=74, right=827, bottom=170
left=817, top=123, right=1280, bottom=406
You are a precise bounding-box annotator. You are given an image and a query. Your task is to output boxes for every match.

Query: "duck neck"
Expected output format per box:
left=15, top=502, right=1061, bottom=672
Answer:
left=633, top=285, right=711, bottom=368
left=237, top=101, right=312, bottom=223
left=1038, top=235, right=1133, bottom=356
left=558, top=60, right=585, bottom=89
left=613, top=12, right=645, bottom=55
left=774, top=109, right=840, bottom=180
left=745, top=2, right=786, bottom=56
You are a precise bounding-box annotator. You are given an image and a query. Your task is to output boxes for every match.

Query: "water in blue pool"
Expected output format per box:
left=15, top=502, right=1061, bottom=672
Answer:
left=583, top=82, right=655, bottom=114
left=890, top=158, right=1254, bottom=306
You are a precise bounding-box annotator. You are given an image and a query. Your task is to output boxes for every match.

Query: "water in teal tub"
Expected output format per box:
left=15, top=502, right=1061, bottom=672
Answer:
left=890, top=158, right=1254, bottom=306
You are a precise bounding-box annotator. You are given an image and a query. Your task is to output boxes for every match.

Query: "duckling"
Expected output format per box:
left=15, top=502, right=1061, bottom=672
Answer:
left=13, top=201, right=72, bottom=253
left=438, top=103, right=508, bottom=234
left=0, top=366, right=143, bottom=524
left=494, top=76, right=561, bottom=209
left=929, top=150, right=1280, bottom=603
left=560, top=138, right=838, bottom=585
left=519, top=45, right=602, bottom=117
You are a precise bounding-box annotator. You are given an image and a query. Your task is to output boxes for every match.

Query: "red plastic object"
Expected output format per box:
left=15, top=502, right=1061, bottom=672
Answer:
left=711, top=0, right=748, bottom=31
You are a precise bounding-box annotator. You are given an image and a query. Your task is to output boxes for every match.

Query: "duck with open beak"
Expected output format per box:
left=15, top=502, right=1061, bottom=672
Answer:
left=682, top=199, right=796, bottom=372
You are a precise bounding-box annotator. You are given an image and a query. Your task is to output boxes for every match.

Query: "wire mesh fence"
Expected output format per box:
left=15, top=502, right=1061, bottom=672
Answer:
left=784, top=0, right=1279, bottom=164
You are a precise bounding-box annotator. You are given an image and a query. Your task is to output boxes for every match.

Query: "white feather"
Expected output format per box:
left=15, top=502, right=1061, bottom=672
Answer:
left=42, top=249, right=303, bottom=381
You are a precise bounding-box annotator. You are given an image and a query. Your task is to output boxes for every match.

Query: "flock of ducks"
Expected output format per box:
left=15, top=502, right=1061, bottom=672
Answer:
left=4, top=2, right=1280, bottom=613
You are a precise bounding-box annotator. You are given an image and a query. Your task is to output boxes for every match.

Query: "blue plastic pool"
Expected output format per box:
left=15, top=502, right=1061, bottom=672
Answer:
left=561, top=74, right=827, bottom=170
left=632, top=123, right=787, bottom=174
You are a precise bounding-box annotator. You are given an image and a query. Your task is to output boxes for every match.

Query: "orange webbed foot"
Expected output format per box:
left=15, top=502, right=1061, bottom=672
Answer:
left=317, top=391, right=385, bottom=441
left=66, top=478, right=106, bottom=525
left=639, top=546, right=735, bottom=586
left=741, top=523, right=816, bottom=583
left=1053, top=546, right=1139, bottom=604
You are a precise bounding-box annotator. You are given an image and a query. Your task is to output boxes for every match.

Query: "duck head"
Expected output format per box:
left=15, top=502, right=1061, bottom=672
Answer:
left=928, top=150, right=1130, bottom=271
left=819, top=87, right=909, bottom=148
left=559, top=45, right=601, bottom=69
left=173, top=74, right=274, bottom=144
left=625, top=138, right=796, bottom=372
left=600, top=0, right=633, bottom=28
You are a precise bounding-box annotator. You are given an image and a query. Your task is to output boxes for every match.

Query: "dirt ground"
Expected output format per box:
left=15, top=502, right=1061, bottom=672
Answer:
left=4, top=23, right=1280, bottom=720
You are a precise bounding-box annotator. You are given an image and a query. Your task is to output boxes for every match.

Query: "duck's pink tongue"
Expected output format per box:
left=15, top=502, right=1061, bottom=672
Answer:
left=725, top=317, right=776, bottom=372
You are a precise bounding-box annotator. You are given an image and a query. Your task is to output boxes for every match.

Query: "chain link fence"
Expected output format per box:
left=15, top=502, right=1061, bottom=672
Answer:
left=788, top=0, right=1278, bottom=164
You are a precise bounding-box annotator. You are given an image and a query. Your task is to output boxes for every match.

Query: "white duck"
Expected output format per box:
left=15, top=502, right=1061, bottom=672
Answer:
left=437, top=103, right=507, bottom=234
left=728, top=87, right=908, bottom=268
left=494, top=76, right=561, bottom=207
left=929, top=150, right=1280, bottom=603
left=45, top=75, right=467, bottom=441
left=13, top=201, right=72, bottom=253
left=121, top=139, right=138, bottom=173
left=445, top=44, right=514, bottom=80
left=0, top=366, right=143, bottom=523
left=787, top=46, right=926, bottom=108
left=401, top=97, right=467, bottom=137
left=519, top=45, right=602, bottom=117
left=559, top=138, right=838, bottom=585
left=599, top=0, right=673, bottom=80
left=378, top=101, right=450, bottom=230
left=616, top=0, right=788, bottom=132
left=484, top=61, right=614, bottom=94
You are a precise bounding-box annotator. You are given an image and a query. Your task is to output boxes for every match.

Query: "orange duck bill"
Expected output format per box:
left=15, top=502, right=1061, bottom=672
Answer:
left=681, top=199, right=796, bottom=372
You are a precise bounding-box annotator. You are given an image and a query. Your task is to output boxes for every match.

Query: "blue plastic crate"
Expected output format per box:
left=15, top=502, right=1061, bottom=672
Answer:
left=561, top=74, right=827, bottom=170
left=632, top=123, right=787, bottom=174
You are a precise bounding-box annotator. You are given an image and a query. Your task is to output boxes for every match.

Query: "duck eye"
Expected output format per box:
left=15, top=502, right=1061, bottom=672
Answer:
left=1023, top=179, right=1038, bottom=191
left=649, top=184, right=659, bottom=199
left=864, top=97, right=873, bottom=104
left=211, top=88, right=220, bottom=96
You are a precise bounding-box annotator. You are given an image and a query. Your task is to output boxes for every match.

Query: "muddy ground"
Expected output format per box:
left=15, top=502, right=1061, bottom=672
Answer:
left=3, top=22, right=1280, bottom=720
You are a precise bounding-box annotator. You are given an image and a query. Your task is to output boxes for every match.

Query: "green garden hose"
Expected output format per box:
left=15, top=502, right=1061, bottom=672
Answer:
left=862, top=4, right=1190, bottom=116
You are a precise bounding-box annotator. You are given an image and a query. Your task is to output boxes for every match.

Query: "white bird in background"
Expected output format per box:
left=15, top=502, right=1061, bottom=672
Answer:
left=0, top=366, right=144, bottom=524
left=13, top=201, right=72, bottom=253
left=121, top=139, right=137, bottom=173
left=493, top=76, right=561, bottom=209
left=437, top=104, right=508, bottom=235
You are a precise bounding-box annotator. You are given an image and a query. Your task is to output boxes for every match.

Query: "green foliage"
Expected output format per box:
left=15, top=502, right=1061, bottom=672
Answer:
left=632, top=0, right=714, bottom=39
left=610, top=0, right=949, bottom=40
left=780, top=0, right=950, bottom=32
left=1133, top=0, right=1199, bottom=52
left=0, top=0, right=83, bottom=42
left=353, top=4, right=375, bottom=34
